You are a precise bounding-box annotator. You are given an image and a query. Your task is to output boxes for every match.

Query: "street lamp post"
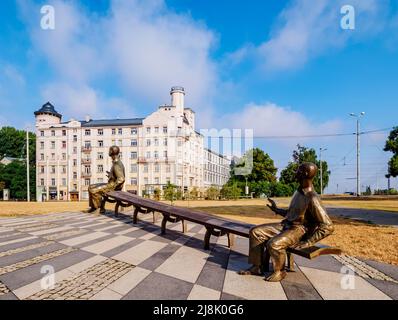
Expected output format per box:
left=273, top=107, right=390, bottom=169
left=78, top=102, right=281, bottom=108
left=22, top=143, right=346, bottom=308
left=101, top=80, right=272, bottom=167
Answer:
left=350, top=112, right=365, bottom=197
left=319, top=147, right=327, bottom=195
left=26, top=127, right=30, bottom=202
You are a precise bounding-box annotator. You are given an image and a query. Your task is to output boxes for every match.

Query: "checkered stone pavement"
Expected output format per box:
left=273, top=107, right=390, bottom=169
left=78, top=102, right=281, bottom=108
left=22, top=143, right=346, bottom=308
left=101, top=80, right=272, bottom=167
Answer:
left=0, top=211, right=397, bottom=300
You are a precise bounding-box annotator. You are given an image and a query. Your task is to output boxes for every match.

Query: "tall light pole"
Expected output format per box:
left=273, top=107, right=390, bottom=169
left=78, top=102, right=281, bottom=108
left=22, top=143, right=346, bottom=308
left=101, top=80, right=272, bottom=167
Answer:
left=26, top=127, right=30, bottom=202
left=319, top=147, right=327, bottom=195
left=350, top=112, right=365, bottom=196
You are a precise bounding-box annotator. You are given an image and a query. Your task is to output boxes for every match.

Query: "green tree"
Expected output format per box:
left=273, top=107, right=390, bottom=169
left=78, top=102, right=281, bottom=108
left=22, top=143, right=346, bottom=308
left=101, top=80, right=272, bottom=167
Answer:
left=164, top=182, right=178, bottom=204
left=220, top=183, right=241, bottom=200
left=0, top=161, right=35, bottom=200
left=189, top=187, right=199, bottom=200
left=206, top=185, right=220, bottom=200
left=280, top=144, right=330, bottom=194
left=153, top=188, right=161, bottom=201
left=384, top=127, right=398, bottom=177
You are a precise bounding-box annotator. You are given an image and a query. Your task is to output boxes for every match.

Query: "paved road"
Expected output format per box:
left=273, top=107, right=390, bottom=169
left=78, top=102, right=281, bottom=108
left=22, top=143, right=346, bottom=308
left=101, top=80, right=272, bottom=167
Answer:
left=326, top=207, right=398, bottom=227
left=0, top=211, right=397, bottom=300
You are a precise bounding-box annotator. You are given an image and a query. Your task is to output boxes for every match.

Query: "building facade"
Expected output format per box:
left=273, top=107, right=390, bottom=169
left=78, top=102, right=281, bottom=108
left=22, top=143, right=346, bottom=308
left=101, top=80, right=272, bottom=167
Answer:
left=34, top=87, right=229, bottom=201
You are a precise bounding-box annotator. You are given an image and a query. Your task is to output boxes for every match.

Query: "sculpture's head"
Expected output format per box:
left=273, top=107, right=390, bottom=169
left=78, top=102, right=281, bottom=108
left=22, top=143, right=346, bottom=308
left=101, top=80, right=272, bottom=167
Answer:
left=295, top=162, right=318, bottom=183
left=109, top=145, right=120, bottom=158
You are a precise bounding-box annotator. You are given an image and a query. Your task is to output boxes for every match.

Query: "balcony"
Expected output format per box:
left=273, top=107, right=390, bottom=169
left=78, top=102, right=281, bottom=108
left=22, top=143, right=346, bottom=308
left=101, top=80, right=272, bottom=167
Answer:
left=81, top=146, right=92, bottom=153
left=81, top=171, right=92, bottom=178
left=137, top=157, right=147, bottom=163
left=82, top=158, right=91, bottom=165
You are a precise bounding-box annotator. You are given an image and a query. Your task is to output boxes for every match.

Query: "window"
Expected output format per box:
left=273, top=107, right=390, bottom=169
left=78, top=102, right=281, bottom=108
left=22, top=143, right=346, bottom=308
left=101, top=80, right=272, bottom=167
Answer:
left=146, top=139, right=151, bottom=146
left=98, top=178, right=103, bottom=183
left=130, top=164, right=137, bottom=173
left=163, top=138, right=167, bottom=146
left=118, top=140, right=122, bottom=146
left=154, top=151, right=159, bottom=159
left=131, top=178, right=137, bottom=185
left=164, top=150, right=168, bottom=158
left=40, top=179, right=44, bottom=186
left=51, top=178, right=56, bottom=186
left=73, top=135, right=77, bottom=142
left=40, top=154, right=44, bottom=161
left=163, top=126, right=168, bottom=134
left=84, top=141, right=91, bottom=148
left=85, top=179, right=90, bottom=186
left=98, top=129, right=103, bottom=136
left=131, top=128, right=137, bottom=135
left=40, top=131, right=44, bottom=137
left=62, top=141, right=66, bottom=149
left=62, top=153, right=66, bottom=160
left=40, top=166, right=45, bottom=174
left=62, top=166, right=67, bottom=174
left=154, top=177, right=159, bottom=184
left=98, top=152, right=104, bottom=160
left=51, top=153, right=55, bottom=160
left=51, top=130, right=55, bottom=136
left=51, top=166, right=56, bottom=174
left=154, top=127, right=159, bottom=133
left=73, top=159, right=77, bottom=166
left=131, top=139, right=137, bottom=146
left=62, top=178, right=66, bottom=186
left=146, top=127, right=151, bottom=134
left=73, top=172, right=77, bottom=179
left=112, top=128, right=116, bottom=135
left=84, top=166, right=91, bottom=174
left=73, top=147, right=77, bottom=154
left=144, top=178, right=148, bottom=185
left=143, top=164, right=148, bottom=173
left=118, top=128, right=123, bottom=135
left=130, top=152, right=137, bottom=159
left=145, top=151, right=151, bottom=159
left=98, top=140, right=104, bottom=147
left=154, top=164, right=159, bottom=172
left=98, top=165, right=103, bottom=173
left=62, top=130, right=66, bottom=136
left=40, top=142, right=44, bottom=149
left=51, top=141, right=55, bottom=149
left=85, top=129, right=91, bottom=136
left=154, top=139, right=159, bottom=146
left=166, top=165, right=171, bottom=173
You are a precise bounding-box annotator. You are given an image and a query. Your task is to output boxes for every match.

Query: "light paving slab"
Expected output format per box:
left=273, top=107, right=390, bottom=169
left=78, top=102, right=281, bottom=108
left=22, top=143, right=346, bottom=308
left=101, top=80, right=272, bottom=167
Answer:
left=139, top=230, right=162, bottom=240
left=60, top=232, right=109, bottom=247
left=90, top=287, right=123, bottom=300
left=107, top=266, right=151, bottom=295
left=188, top=284, right=221, bottom=300
left=29, top=226, right=74, bottom=236
left=82, top=236, right=133, bottom=255
left=299, top=266, right=392, bottom=300
left=112, top=240, right=167, bottom=265
left=0, top=236, right=37, bottom=247
left=65, top=254, right=107, bottom=274
left=223, top=254, right=287, bottom=300
left=155, top=245, right=210, bottom=283
left=115, top=226, right=139, bottom=235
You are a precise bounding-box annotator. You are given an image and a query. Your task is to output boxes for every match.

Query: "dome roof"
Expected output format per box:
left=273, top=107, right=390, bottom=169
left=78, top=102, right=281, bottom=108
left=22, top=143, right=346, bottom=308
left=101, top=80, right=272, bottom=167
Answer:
left=34, top=102, right=62, bottom=118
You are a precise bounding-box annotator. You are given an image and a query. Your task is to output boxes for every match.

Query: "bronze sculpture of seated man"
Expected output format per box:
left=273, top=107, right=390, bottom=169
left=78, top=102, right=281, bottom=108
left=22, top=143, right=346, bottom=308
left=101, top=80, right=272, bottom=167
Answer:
left=84, top=146, right=125, bottom=215
left=239, top=162, right=334, bottom=282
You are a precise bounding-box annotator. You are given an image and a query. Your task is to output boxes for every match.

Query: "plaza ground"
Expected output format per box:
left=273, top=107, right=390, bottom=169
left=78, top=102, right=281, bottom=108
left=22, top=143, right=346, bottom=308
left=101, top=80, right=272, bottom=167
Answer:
left=0, top=197, right=397, bottom=266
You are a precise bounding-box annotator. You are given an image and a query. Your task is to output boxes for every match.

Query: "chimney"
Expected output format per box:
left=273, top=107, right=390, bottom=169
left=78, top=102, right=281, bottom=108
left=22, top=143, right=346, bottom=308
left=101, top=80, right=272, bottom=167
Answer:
left=170, top=86, right=185, bottom=114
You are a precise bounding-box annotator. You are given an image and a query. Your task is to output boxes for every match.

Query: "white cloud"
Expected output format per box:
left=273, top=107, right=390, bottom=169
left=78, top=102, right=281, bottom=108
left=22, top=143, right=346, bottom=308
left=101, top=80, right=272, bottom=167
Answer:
left=18, top=0, right=218, bottom=121
left=231, top=0, right=389, bottom=71
left=2, top=65, right=26, bottom=86
left=217, top=102, right=342, bottom=141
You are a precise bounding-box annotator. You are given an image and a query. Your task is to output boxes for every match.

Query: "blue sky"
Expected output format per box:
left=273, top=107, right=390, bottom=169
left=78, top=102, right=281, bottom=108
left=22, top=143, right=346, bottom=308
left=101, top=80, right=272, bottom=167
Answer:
left=1, top=0, right=398, bottom=193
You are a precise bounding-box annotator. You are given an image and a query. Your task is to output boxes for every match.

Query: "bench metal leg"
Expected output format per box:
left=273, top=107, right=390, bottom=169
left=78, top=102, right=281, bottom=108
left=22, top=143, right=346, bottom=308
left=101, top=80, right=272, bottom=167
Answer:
left=287, top=252, right=295, bottom=272
left=114, top=201, right=120, bottom=217
left=153, top=211, right=159, bottom=223
left=133, top=207, right=139, bottom=224
left=161, top=214, right=168, bottom=235
left=204, top=228, right=212, bottom=250
left=181, top=220, right=187, bottom=233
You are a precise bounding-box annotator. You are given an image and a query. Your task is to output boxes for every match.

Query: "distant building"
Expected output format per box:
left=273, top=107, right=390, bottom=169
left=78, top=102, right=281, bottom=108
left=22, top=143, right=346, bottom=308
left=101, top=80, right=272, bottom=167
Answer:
left=34, top=87, right=230, bottom=201
left=0, top=157, right=23, bottom=165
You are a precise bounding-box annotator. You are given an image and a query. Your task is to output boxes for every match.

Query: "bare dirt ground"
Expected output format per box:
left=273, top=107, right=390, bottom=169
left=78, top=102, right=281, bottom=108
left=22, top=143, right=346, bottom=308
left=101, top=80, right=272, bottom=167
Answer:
left=0, top=198, right=397, bottom=265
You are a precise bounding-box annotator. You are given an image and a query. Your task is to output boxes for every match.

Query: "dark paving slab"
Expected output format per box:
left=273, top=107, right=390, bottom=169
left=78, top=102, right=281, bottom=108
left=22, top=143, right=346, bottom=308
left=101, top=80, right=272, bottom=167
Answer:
left=230, top=237, right=248, bottom=256
left=196, top=245, right=230, bottom=292
left=0, top=249, right=94, bottom=290
left=123, top=272, right=193, bottom=300
left=82, top=223, right=114, bottom=231
left=100, top=238, right=145, bottom=258
left=189, top=224, right=204, bottom=234
left=220, top=292, right=246, bottom=300
left=294, top=255, right=344, bottom=274
left=0, top=234, right=36, bottom=248
left=0, top=237, right=44, bottom=253
left=67, top=220, right=106, bottom=228
left=0, top=242, right=67, bottom=267
left=365, top=278, right=398, bottom=300
left=149, top=230, right=184, bottom=243
left=139, top=244, right=181, bottom=271
left=362, top=259, right=398, bottom=281
left=281, top=266, right=323, bottom=300
left=0, top=292, right=18, bottom=300
left=327, top=207, right=398, bottom=227
left=122, top=228, right=151, bottom=238
left=52, top=229, right=92, bottom=241
left=98, top=225, right=134, bottom=234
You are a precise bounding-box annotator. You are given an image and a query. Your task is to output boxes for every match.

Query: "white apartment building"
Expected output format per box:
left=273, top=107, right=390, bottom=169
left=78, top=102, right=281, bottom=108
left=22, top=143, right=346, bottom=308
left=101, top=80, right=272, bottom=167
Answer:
left=34, top=87, right=230, bottom=201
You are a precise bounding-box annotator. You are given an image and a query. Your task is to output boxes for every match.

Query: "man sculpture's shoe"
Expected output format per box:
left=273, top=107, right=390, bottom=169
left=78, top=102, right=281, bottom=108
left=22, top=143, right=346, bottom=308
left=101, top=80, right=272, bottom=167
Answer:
left=265, top=270, right=287, bottom=282
left=91, top=208, right=102, bottom=215
left=99, top=208, right=106, bottom=215
left=83, top=208, right=96, bottom=213
left=238, top=265, right=263, bottom=276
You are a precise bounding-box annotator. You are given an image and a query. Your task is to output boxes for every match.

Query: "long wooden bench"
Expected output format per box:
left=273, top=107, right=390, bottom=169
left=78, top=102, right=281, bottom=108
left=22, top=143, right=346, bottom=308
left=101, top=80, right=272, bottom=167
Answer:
left=104, top=191, right=342, bottom=271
